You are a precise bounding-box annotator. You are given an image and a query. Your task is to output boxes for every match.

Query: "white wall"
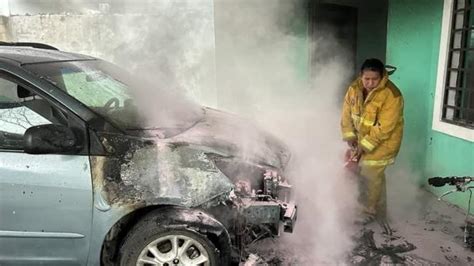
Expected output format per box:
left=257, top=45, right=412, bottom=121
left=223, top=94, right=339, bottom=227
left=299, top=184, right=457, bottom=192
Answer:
left=0, top=1, right=9, bottom=16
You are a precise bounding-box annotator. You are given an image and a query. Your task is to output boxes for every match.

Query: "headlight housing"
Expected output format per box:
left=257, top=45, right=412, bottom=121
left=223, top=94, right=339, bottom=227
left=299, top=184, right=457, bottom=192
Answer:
left=207, top=153, right=291, bottom=201
left=206, top=153, right=297, bottom=236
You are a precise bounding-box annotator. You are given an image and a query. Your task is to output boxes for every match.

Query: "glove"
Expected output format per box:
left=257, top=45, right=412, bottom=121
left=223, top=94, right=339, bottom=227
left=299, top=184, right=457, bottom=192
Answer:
left=344, top=147, right=360, bottom=174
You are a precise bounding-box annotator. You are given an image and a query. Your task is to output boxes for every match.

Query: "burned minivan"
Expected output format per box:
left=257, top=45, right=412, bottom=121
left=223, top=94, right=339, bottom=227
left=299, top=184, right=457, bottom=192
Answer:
left=0, top=43, right=297, bottom=265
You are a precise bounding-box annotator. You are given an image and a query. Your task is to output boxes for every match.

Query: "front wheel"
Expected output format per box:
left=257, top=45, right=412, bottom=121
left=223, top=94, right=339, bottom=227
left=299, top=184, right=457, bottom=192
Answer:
left=120, top=227, right=219, bottom=266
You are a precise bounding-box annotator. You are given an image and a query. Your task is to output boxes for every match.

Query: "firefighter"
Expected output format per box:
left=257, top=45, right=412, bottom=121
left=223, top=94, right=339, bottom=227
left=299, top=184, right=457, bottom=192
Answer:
left=341, top=58, right=404, bottom=223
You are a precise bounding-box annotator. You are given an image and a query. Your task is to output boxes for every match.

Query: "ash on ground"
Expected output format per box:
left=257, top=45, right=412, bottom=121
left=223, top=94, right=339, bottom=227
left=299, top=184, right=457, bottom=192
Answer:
left=244, top=188, right=474, bottom=265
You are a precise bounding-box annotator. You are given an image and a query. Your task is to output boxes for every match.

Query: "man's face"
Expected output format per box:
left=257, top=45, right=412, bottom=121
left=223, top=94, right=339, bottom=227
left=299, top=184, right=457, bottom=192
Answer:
left=361, top=70, right=382, bottom=91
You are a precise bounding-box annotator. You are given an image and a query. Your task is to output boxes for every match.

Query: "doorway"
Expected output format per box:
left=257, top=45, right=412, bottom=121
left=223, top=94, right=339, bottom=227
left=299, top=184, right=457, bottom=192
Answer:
left=309, top=3, right=358, bottom=79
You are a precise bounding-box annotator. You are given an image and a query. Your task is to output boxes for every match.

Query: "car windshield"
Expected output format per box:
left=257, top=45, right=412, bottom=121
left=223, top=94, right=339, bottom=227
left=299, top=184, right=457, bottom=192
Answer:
left=23, top=60, right=202, bottom=132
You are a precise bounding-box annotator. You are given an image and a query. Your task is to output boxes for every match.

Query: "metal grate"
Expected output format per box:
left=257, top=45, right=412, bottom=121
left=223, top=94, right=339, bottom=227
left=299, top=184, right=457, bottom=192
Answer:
left=443, top=0, right=474, bottom=128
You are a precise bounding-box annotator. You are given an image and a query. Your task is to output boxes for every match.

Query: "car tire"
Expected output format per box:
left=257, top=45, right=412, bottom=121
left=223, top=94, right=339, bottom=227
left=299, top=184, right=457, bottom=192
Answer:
left=119, top=218, right=220, bottom=266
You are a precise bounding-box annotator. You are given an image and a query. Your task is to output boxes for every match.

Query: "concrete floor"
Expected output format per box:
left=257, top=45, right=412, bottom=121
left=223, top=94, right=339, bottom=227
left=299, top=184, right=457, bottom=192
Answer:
left=368, top=188, right=474, bottom=265
left=246, top=186, right=474, bottom=265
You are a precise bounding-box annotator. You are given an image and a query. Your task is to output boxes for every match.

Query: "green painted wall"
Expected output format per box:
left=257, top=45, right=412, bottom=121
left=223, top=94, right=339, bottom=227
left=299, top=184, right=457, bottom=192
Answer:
left=387, top=0, right=474, bottom=211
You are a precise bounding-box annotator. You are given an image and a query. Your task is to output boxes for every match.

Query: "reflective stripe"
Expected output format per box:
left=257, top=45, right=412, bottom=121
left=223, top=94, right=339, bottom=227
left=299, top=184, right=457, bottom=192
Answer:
left=353, top=114, right=374, bottom=127
left=360, top=157, right=395, bottom=166
left=362, top=117, right=401, bottom=127
left=361, top=118, right=375, bottom=126
left=351, top=114, right=360, bottom=127
left=351, top=114, right=361, bottom=131
left=360, top=138, right=375, bottom=151
left=343, top=131, right=356, bottom=139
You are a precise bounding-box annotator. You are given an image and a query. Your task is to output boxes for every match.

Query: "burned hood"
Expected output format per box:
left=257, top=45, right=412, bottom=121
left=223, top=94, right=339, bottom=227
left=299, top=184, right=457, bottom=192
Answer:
left=169, top=108, right=290, bottom=170
left=93, top=108, right=291, bottom=208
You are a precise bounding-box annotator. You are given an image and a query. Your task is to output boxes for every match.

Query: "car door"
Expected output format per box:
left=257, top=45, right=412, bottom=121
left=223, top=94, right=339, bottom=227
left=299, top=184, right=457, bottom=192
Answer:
left=0, top=72, right=93, bottom=265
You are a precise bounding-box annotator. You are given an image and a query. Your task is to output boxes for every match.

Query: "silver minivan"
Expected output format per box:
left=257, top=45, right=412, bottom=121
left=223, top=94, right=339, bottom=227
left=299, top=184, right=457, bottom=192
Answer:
left=0, top=43, right=297, bottom=265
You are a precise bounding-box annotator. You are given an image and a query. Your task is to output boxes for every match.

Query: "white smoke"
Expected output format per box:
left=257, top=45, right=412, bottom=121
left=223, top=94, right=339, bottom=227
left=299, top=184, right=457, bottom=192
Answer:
left=211, top=1, right=360, bottom=263
left=8, top=0, right=362, bottom=263
left=252, top=60, right=360, bottom=264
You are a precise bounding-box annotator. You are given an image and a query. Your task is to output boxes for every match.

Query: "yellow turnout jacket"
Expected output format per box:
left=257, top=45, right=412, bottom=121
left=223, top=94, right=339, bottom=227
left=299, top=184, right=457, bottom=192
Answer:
left=341, top=73, right=404, bottom=166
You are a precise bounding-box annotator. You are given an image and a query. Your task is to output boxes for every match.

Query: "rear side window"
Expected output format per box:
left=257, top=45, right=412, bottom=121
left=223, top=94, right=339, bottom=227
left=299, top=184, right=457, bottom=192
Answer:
left=0, top=78, right=17, bottom=101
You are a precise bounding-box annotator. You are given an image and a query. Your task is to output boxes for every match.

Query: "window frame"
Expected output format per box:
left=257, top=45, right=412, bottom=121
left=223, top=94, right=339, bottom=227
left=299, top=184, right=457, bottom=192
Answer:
left=433, top=0, right=474, bottom=141
left=0, top=69, right=89, bottom=154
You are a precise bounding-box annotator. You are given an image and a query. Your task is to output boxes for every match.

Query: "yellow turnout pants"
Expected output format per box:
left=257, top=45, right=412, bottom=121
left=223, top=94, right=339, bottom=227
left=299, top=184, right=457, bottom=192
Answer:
left=359, top=164, right=387, bottom=219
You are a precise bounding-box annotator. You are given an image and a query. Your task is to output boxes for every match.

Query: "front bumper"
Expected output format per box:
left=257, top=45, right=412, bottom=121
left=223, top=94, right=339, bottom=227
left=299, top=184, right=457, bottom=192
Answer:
left=240, top=199, right=297, bottom=234
left=233, top=172, right=297, bottom=235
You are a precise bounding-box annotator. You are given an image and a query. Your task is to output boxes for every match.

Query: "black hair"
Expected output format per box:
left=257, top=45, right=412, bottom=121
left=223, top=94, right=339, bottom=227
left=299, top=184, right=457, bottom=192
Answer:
left=360, top=58, right=385, bottom=76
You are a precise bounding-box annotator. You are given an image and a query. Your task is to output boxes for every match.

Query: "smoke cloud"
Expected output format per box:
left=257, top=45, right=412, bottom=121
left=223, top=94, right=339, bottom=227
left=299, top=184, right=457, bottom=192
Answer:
left=211, top=0, right=360, bottom=263
left=6, top=0, right=382, bottom=263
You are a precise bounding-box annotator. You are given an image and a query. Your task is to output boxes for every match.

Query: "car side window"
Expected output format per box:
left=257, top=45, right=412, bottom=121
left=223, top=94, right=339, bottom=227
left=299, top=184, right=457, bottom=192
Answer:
left=0, top=76, right=68, bottom=150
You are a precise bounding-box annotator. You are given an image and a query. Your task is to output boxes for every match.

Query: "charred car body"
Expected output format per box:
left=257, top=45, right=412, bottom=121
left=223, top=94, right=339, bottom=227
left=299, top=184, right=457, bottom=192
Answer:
left=0, top=43, right=297, bottom=265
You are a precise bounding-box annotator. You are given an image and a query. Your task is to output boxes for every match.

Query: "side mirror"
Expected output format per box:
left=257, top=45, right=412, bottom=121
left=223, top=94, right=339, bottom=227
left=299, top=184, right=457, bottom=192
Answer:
left=23, top=124, right=82, bottom=154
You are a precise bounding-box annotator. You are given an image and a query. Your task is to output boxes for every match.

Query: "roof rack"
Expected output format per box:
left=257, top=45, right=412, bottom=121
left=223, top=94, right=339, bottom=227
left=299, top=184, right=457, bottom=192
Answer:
left=0, top=42, right=59, bottom=51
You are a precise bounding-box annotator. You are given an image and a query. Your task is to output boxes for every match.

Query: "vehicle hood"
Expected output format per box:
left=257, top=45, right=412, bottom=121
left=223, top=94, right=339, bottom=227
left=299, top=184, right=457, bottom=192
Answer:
left=98, top=108, right=291, bottom=208
left=167, top=108, right=290, bottom=170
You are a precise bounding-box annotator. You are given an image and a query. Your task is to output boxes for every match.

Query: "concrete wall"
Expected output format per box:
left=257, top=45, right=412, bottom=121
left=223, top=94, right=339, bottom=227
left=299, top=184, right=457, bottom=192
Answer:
left=387, top=0, right=474, bottom=211
left=5, top=0, right=105, bottom=15
left=0, top=17, right=9, bottom=41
